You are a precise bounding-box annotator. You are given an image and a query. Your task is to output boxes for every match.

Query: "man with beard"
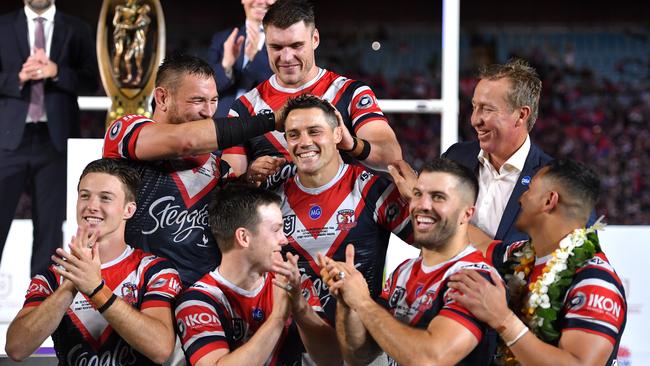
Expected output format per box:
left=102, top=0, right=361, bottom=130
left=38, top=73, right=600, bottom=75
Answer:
left=320, top=158, right=498, bottom=366
left=103, top=52, right=280, bottom=286
left=6, top=159, right=182, bottom=365
left=447, top=159, right=626, bottom=366
left=271, top=94, right=412, bottom=324
left=0, top=0, right=98, bottom=276
left=222, top=0, right=401, bottom=187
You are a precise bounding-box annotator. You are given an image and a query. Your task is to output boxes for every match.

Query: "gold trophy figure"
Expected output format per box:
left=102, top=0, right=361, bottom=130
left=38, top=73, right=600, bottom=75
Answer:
left=97, top=0, right=165, bottom=127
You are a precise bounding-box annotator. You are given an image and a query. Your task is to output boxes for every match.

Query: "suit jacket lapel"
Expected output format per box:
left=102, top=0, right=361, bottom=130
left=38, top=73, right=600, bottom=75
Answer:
left=494, top=143, right=542, bottom=240
left=14, top=11, right=29, bottom=60
left=236, top=24, right=247, bottom=71
left=49, top=12, right=67, bottom=63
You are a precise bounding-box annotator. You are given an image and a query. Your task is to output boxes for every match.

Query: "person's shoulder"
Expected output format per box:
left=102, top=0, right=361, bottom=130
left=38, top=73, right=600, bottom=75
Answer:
left=529, top=140, right=553, bottom=162
left=56, top=11, right=91, bottom=28
left=444, top=140, right=479, bottom=155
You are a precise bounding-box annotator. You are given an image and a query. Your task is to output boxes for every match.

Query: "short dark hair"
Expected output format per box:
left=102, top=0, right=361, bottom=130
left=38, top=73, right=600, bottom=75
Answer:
left=542, top=159, right=600, bottom=221
left=478, top=58, right=542, bottom=131
left=209, top=184, right=282, bottom=251
left=281, top=94, right=338, bottom=129
left=263, top=0, right=315, bottom=30
left=79, top=159, right=140, bottom=203
left=155, top=52, right=215, bottom=93
left=420, top=158, right=479, bottom=204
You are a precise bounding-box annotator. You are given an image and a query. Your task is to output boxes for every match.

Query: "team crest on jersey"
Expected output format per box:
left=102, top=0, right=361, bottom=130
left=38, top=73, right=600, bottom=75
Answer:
left=121, top=282, right=138, bottom=305
left=356, top=95, right=375, bottom=109
left=283, top=215, right=296, bottom=236
left=232, top=318, right=244, bottom=341
left=336, top=209, right=357, bottom=231
left=416, top=292, right=435, bottom=312
left=109, top=121, right=122, bottom=140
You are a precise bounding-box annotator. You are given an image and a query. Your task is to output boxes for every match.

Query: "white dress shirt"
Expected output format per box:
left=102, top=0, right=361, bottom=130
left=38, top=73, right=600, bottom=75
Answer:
left=471, top=135, right=531, bottom=238
left=24, top=4, right=56, bottom=123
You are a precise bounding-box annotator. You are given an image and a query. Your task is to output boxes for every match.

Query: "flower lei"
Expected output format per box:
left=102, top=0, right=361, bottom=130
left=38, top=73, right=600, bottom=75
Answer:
left=495, top=217, right=606, bottom=366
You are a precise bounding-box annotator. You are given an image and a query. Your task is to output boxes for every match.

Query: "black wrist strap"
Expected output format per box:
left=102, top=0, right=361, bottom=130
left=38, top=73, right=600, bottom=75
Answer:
left=356, top=139, right=371, bottom=160
left=214, top=112, right=275, bottom=150
left=98, top=293, right=117, bottom=314
left=87, top=280, right=105, bottom=298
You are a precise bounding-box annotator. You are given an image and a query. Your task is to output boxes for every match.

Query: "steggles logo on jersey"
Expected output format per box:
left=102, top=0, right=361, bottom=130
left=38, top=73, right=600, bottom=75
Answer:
left=283, top=215, right=296, bottom=236
left=142, top=196, right=210, bottom=244
left=336, top=209, right=357, bottom=231
left=66, top=339, right=137, bottom=366
left=263, top=163, right=297, bottom=190
left=121, top=283, right=138, bottom=305
left=568, top=291, right=587, bottom=311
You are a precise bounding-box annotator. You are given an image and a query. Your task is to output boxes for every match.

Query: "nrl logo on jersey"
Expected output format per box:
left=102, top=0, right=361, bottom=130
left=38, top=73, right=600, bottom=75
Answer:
left=336, top=209, right=357, bottom=231
left=283, top=215, right=296, bottom=236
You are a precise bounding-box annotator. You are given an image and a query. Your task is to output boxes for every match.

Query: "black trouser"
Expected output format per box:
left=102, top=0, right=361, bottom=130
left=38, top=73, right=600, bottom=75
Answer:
left=0, top=123, right=66, bottom=277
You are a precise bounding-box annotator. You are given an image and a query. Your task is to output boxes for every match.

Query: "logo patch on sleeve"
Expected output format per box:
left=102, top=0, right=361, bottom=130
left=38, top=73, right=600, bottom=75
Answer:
left=109, top=121, right=122, bottom=141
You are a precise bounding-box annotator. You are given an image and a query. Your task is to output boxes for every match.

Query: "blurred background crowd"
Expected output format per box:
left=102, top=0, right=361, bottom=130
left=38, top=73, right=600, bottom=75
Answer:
left=3, top=0, right=648, bottom=224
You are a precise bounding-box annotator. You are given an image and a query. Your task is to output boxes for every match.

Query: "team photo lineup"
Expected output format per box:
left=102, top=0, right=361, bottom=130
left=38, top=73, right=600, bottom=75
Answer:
left=2, top=0, right=632, bottom=365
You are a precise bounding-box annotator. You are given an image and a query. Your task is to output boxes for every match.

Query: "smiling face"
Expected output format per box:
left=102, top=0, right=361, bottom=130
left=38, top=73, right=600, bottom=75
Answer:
left=470, top=78, right=528, bottom=164
left=285, top=107, right=342, bottom=181
left=409, top=171, right=472, bottom=250
left=76, top=172, right=135, bottom=242
left=247, top=203, right=287, bottom=272
left=265, top=21, right=319, bottom=88
left=163, top=73, right=218, bottom=124
left=242, top=0, right=276, bottom=23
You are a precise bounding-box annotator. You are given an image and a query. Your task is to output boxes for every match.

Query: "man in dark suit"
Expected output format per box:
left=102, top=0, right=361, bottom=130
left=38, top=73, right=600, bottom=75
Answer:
left=0, top=0, right=98, bottom=276
left=208, top=0, right=275, bottom=117
left=443, top=59, right=552, bottom=246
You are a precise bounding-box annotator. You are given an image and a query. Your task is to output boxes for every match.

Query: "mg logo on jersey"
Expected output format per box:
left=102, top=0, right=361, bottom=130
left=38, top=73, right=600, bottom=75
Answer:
left=587, top=293, right=621, bottom=318
left=336, top=209, right=357, bottom=231
left=309, top=205, right=322, bottom=220
left=283, top=215, right=296, bottom=236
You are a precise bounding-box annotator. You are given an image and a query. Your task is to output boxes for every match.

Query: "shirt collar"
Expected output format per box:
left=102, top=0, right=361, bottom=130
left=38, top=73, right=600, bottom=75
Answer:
left=24, top=4, right=56, bottom=23
left=477, top=134, right=531, bottom=173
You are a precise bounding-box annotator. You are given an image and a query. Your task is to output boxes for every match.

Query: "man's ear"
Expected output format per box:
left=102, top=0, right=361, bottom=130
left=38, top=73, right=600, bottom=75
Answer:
left=460, top=205, right=475, bottom=225
left=543, top=191, right=560, bottom=213
left=312, top=27, right=320, bottom=50
left=234, top=227, right=250, bottom=249
left=516, top=105, right=531, bottom=129
left=333, top=125, right=342, bottom=144
left=153, top=87, right=169, bottom=112
left=124, top=201, right=137, bottom=220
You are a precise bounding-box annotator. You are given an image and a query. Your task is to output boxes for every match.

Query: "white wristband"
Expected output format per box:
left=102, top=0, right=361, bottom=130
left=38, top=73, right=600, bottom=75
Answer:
left=505, top=326, right=529, bottom=347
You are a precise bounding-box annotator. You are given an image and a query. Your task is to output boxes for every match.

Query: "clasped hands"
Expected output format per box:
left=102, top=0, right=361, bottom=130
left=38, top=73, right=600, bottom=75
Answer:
left=317, top=244, right=371, bottom=310
left=19, top=48, right=57, bottom=84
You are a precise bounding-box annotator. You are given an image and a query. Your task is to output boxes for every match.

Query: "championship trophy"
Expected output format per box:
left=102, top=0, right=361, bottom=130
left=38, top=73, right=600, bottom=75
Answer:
left=97, top=0, right=165, bottom=127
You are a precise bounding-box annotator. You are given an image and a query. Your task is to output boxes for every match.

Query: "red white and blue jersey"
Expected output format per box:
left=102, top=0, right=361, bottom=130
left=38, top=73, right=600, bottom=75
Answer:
left=226, top=68, right=388, bottom=189
left=488, top=241, right=627, bottom=365
left=174, top=269, right=323, bottom=366
left=103, top=114, right=235, bottom=286
left=379, top=246, right=498, bottom=366
left=275, top=164, right=412, bottom=321
left=23, top=246, right=182, bottom=366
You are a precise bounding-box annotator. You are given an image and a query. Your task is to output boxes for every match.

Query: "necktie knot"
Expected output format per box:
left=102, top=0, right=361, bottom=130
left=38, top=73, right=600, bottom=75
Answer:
left=35, top=17, right=45, bottom=25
